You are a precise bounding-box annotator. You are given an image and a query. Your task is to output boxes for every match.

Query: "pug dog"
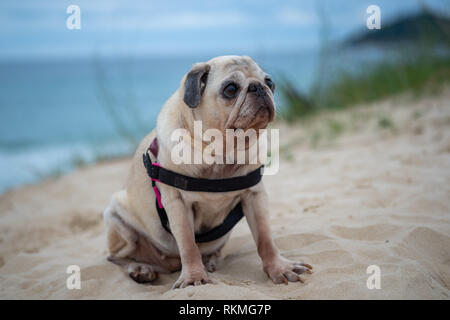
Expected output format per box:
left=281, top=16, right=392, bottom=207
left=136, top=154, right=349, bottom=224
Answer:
left=103, top=55, right=312, bottom=288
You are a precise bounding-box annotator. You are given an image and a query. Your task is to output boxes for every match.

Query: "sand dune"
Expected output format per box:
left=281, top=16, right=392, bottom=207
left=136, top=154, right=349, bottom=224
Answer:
left=0, top=92, right=449, bottom=299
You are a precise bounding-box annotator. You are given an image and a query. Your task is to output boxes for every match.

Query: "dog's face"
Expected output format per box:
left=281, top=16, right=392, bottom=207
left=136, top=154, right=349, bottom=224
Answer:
left=182, top=55, right=275, bottom=131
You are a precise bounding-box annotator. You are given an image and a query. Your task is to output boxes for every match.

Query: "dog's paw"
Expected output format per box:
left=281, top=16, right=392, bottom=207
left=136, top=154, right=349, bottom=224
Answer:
left=128, top=263, right=157, bottom=284
left=172, top=267, right=211, bottom=289
left=264, top=256, right=312, bottom=284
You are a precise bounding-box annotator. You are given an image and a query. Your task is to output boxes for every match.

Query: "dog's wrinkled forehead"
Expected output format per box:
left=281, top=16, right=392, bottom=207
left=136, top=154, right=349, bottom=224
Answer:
left=208, top=55, right=265, bottom=81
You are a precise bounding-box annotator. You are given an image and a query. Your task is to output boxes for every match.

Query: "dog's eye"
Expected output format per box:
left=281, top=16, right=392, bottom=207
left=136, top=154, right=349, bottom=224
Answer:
left=223, top=83, right=238, bottom=98
left=265, top=78, right=275, bottom=92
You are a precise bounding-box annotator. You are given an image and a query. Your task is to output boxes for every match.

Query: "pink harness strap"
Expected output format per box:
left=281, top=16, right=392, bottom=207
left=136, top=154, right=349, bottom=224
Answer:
left=149, top=138, right=163, bottom=209
left=153, top=185, right=163, bottom=209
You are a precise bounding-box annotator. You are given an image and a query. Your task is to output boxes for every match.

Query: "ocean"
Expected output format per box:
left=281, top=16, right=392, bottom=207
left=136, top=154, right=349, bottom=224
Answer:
left=0, top=49, right=384, bottom=193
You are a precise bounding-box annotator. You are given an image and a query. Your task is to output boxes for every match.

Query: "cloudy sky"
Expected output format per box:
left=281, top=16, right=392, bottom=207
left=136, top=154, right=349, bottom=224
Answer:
left=0, top=0, right=447, bottom=60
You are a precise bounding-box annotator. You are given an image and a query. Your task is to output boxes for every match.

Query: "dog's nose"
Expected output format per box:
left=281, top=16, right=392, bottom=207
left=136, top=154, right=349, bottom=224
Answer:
left=248, top=82, right=266, bottom=96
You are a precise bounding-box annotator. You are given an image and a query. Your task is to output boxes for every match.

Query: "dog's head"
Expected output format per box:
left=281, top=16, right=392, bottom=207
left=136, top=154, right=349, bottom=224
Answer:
left=181, top=55, right=275, bottom=131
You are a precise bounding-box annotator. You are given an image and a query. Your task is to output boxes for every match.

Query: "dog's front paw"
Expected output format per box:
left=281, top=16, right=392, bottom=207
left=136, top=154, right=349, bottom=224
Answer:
left=172, top=267, right=211, bottom=289
left=263, top=256, right=312, bottom=284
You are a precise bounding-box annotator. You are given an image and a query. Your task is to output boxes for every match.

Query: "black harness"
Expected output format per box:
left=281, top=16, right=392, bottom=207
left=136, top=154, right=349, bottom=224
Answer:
left=142, top=138, right=263, bottom=243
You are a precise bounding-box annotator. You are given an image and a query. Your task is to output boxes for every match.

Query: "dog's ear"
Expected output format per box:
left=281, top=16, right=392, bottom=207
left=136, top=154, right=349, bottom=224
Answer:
left=183, top=63, right=210, bottom=108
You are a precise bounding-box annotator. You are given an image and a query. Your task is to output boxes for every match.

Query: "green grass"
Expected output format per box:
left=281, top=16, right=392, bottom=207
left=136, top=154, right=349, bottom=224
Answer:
left=377, top=116, right=394, bottom=129
left=280, top=54, right=450, bottom=120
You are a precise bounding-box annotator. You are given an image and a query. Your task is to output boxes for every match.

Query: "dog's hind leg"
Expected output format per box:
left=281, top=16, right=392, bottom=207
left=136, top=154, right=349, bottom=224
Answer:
left=104, top=195, right=181, bottom=284
left=104, top=199, right=159, bottom=283
left=104, top=204, right=137, bottom=259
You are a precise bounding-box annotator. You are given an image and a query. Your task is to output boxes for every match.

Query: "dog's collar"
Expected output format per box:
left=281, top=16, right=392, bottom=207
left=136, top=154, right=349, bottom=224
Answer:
left=142, top=137, right=264, bottom=243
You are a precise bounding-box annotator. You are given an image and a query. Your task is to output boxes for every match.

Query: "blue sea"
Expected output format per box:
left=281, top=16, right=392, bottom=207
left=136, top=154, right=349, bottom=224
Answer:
left=0, top=49, right=385, bottom=193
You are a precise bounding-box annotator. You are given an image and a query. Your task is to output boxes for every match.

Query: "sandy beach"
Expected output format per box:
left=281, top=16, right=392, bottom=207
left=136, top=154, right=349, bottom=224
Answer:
left=0, top=91, right=449, bottom=300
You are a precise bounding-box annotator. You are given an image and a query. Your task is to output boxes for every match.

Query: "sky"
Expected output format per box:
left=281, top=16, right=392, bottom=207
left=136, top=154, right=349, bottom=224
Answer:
left=0, top=0, right=448, bottom=60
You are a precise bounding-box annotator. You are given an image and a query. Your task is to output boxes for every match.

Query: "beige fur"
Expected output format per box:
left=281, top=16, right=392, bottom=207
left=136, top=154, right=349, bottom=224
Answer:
left=103, top=55, right=312, bottom=288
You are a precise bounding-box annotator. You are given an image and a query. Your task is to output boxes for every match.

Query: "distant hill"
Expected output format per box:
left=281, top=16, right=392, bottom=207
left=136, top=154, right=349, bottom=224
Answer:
left=345, top=10, right=450, bottom=47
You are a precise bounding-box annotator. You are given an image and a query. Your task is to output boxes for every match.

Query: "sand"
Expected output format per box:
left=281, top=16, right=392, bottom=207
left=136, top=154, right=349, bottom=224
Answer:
left=0, top=91, right=449, bottom=299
